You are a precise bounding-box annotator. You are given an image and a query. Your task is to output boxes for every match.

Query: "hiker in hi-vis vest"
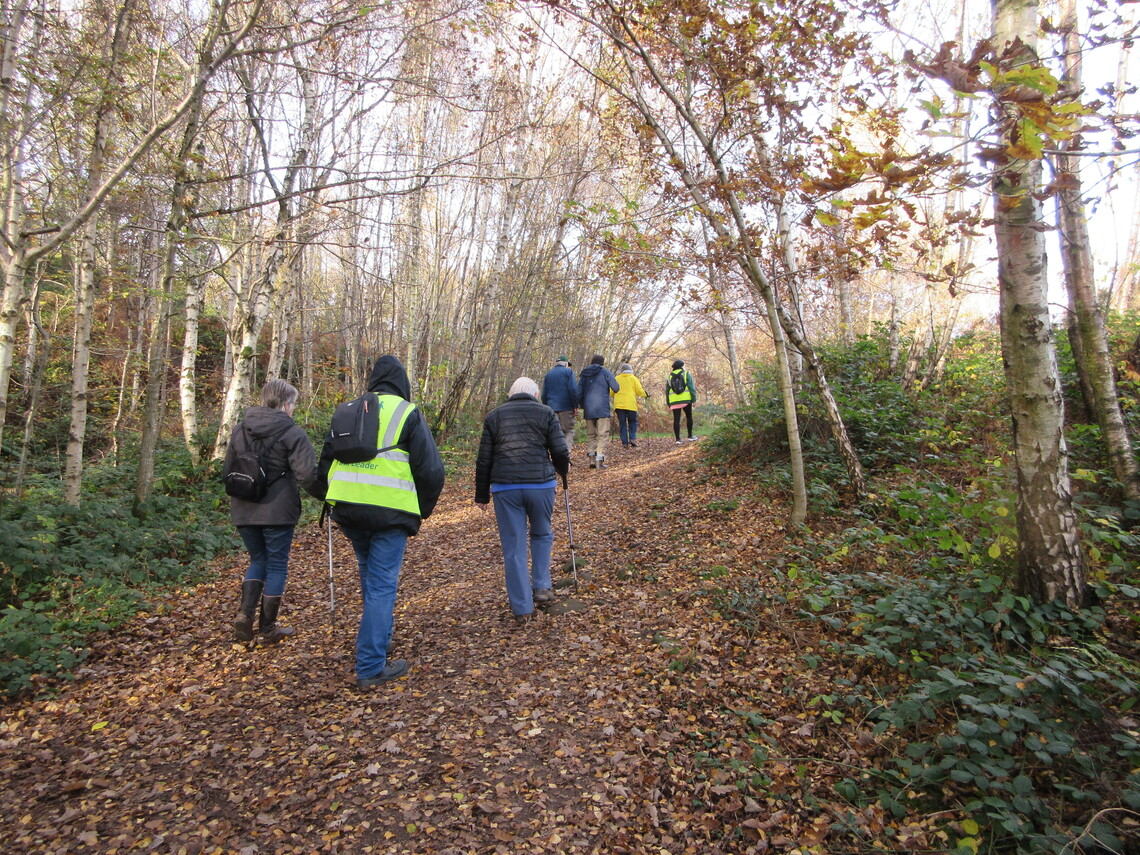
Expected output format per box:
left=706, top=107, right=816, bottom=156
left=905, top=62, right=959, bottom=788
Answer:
left=666, top=359, right=697, bottom=444
left=312, top=356, right=445, bottom=689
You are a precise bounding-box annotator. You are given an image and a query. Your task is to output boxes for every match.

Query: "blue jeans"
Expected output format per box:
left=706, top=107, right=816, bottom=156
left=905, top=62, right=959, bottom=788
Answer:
left=237, top=525, right=295, bottom=597
left=492, top=488, right=555, bottom=616
left=341, top=526, right=408, bottom=680
left=616, top=409, right=638, bottom=445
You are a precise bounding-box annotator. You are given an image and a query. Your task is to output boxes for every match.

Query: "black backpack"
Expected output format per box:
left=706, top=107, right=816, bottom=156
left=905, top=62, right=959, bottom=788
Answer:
left=327, top=392, right=382, bottom=463
left=222, top=423, right=290, bottom=501
left=669, top=371, right=687, bottom=395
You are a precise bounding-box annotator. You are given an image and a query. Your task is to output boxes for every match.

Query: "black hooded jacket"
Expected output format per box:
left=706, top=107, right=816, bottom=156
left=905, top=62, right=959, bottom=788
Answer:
left=311, top=355, right=446, bottom=535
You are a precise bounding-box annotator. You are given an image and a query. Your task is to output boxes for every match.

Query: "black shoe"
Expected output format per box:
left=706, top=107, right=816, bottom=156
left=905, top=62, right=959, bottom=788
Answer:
left=357, top=659, right=409, bottom=688
left=630, top=441, right=638, bottom=447
left=589, top=462, right=596, bottom=469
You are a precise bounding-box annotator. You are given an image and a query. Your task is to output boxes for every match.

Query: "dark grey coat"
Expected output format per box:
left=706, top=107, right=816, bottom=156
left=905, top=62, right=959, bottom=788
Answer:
left=226, top=406, right=317, bottom=526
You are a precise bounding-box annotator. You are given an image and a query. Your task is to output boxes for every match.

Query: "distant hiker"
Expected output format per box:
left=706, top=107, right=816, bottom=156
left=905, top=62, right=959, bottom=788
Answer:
left=312, top=356, right=446, bottom=689
left=540, top=355, right=579, bottom=454
left=666, top=359, right=697, bottom=444
left=475, top=377, right=570, bottom=625
left=577, top=354, right=620, bottom=469
left=225, top=379, right=317, bottom=645
left=611, top=363, right=647, bottom=448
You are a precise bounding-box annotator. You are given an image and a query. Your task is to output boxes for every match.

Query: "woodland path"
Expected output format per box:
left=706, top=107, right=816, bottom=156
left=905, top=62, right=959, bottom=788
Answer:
left=1, top=439, right=873, bottom=854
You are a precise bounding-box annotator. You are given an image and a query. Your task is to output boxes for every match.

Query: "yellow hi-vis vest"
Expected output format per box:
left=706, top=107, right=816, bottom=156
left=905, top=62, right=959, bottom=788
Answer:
left=326, top=395, right=420, bottom=515
left=667, top=370, right=694, bottom=405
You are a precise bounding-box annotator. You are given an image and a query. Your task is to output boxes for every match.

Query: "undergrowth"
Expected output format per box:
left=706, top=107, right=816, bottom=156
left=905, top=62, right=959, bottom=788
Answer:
left=0, top=446, right=236, bottom=697
left=708, top=321, right=1140, bottom=853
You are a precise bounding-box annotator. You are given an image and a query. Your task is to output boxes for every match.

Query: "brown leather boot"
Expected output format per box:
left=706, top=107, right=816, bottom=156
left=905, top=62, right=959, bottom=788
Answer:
left=233, top=580, right=263, bottom=641
left=256, top=595, right=294, bottom=645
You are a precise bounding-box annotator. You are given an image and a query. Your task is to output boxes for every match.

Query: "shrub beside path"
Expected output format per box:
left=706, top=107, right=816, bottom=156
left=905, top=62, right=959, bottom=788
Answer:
left=1, top=439, right=887, bottom=854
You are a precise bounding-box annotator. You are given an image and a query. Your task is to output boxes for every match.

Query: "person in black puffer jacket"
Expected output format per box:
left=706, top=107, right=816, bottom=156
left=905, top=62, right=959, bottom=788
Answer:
left=224, top=379, right=317, bottom=645
left=475, top=377, right=570, bottom=624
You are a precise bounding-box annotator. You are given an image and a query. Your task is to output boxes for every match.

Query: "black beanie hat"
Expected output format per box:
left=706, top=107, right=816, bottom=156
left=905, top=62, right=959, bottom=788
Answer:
left=591, top=354, right=605, bottom=365
left=672, top=359, right=684, bottom=369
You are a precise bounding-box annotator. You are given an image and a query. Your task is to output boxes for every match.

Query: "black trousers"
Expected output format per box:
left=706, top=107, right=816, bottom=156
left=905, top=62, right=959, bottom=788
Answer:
left=672, top=403, right=693, bottom=440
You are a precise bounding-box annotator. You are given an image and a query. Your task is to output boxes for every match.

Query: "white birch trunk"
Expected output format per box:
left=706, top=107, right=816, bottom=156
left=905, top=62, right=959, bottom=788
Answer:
left=14, top=273, right=48, bottom=496
left=178, top=273, right=206, bottom=465
left=1053, top=0, right=1140, bottom=503
left=63, top=230, right=98, bottom=505
left=992, top=0, right=1086, bottom=606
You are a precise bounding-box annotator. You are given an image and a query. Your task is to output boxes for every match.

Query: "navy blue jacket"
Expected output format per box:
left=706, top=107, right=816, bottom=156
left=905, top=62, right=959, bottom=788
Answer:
left=541, top=364, right=579, bottom=412
left=577, top=364, right=620, bottom=420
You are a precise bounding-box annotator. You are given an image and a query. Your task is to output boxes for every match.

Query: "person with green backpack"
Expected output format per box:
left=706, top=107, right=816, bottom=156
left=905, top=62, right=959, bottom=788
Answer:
left=666, top=359, right=697, bottom=444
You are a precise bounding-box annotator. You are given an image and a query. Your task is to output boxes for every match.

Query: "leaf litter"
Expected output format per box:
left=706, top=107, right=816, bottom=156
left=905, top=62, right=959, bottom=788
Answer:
left=0, top=438, right=885, bottom=853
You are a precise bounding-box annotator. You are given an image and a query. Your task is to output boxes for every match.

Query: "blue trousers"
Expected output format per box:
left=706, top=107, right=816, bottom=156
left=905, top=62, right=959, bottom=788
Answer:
left=341, top=526, right=408, bottom=680
left=237, top=525, right=295, bottom=597
left=492, top=488, right=555, bottom=616
left=616, top=409, right=638, bottom=445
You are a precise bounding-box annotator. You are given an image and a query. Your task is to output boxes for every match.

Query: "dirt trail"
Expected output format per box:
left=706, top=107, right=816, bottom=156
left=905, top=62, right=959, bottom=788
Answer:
left=1, top=439, right=838, bottom=854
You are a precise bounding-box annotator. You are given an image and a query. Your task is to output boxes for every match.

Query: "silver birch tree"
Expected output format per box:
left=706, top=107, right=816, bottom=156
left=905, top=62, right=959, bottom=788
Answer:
left=0, top=0, right=264, bottom=454
left=1052, top=0, right=1140, bottom=504
left=63, top=0, right=138, bottom=505
left=991, top=0, right=1086, bottom=605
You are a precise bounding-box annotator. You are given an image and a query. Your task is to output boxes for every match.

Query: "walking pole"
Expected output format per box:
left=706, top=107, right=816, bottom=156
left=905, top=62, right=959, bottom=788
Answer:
left=325, top=506, right=336, bottom=635
left=562, top=475, right=579, bottom=592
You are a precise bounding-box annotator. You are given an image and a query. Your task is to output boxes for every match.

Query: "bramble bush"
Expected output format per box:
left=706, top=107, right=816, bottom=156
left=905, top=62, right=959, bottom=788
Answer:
left=704, top=327, right=1010, bottom=478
